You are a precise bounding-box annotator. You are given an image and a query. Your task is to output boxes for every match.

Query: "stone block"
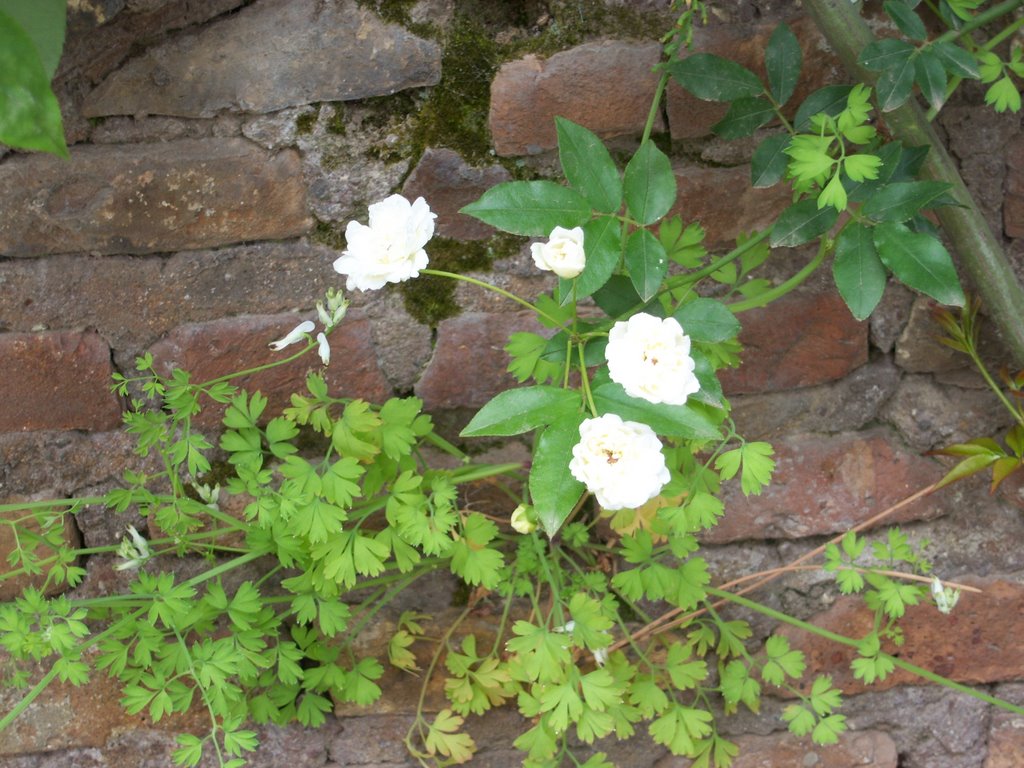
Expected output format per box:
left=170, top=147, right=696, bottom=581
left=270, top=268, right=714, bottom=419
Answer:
left=148, top=313, right=393, bottom=426
left=0, top=139, right=309, bottom=257
left=82, top=0, right=441, bottom=118
left=719, top=289, right=868, bottom=395
left=707, top=429, right=948, bottom=544
left=1005, top=135, right=1024, bottom=239
left=719, top=730, right=897, bottom=768
left=489, top=40, right=663, bottom=156
left=0, top=331, right=123, bottom=432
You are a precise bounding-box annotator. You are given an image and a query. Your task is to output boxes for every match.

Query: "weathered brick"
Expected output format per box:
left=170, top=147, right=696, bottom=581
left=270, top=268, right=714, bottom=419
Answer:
left=0, top=495, right=81, bottom=601
left=672, top=163, right=791, bottom=248
left=895, top=296, right=967, bottom=373
left=415, top=311, right=545, bottom=412
left=148, top=313, right=392, bottom=425
left=0, top=651, right=206, bottom=755
left=706, top=429, right=948, bottom=543
left=402, top=148, right=512, bottom=241
left=1004, top=136, right=1024, bottom=238
left=489, top=40, right=663, bottom=156
left=0, top=331, right=122, bottom=432
left=716, top=730, right=897, bottom=768
left=986, top=709, right=1024, bottom=768
left=81, top=0, right=441, bottom=118
left=777, top=577, right=1024, bottom=697
left=0, top=242, right=340, bottom=356
left=719, top=289, right=868, bottom=395
left=665, top=15, right=840, bottom=140
left=0, top=139, right=309, bottom=257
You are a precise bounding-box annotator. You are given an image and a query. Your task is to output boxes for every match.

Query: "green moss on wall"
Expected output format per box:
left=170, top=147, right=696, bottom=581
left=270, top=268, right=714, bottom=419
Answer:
left=295, top=106, right=320, bottom=135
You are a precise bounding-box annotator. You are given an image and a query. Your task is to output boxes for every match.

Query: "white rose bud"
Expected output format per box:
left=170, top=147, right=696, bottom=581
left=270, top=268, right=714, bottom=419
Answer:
left=510, top=504, right=537, bottom=534
left=531, top=226, right=586, bottom=279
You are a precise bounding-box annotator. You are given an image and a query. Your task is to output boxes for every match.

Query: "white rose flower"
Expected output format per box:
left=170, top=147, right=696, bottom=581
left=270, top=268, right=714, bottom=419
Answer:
left=568, top=414, right=670, bottom=510
left=333, top=195, right=436, bottom=291
left=606, top=313, right=700, bottom=405
left=531, top=226, right=586, bottom=279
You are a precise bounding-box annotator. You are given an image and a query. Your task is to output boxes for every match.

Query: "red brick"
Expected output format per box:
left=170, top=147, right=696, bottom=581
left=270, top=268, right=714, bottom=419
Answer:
left=0, top=495, right=81, bottom=601
left=777, top=577, right=1024, bottom=697
left=0, top=139, right=310, bottom=257
left=148, top=313, right=392, bottom=425
left=665, top=16, right=840, bottom=140
left=489, top=40, right=663, bottom=157
left=706, top=429, right=947, bottom=544
left=714, top=730, right=897, bottom=768
left=719, top=289, right=868, bottom=395
left=402, top=148, right=512, bottom=240
left=414, top=311, right=545, bottom=411
left=0, top=331, right=123, bottom=432
left=1004, top=136, right=1024, bottom=238
left=673, top=164, right=791, bottom=248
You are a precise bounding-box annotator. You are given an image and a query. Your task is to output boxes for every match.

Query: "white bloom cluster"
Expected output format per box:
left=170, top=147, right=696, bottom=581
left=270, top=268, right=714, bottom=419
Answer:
left=606, top=313, right=700, bottom=405
left=531, top=226, right=586, bottom=279
left=569, top=414, right=670, bottom=510
left=333, top=194, right=436, bottom=291
left=114, top=525, right=151, bottom=571
left=931, top=576, right=961, bottom=615
left=268, top=288, right=348, bottom=366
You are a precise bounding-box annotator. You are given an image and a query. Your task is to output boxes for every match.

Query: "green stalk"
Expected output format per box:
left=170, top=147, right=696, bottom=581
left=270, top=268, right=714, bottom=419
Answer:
left=727, top=238, right=828, bottom=313
left=705, top=585, right=1024, bottom=716
left=421, top=268, right=566, bottom=328
left=801, top=0, right=1024, bottom=366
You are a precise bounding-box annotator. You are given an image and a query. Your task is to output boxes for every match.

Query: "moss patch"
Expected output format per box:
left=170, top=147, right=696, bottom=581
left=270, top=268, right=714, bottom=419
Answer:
left=310, top=219, right=347, bottom=250
left=295, top=106, right=320, bottom=135
left=400, top=235, right=523, bottom=325
left=510, top=0, right=670, bottom=57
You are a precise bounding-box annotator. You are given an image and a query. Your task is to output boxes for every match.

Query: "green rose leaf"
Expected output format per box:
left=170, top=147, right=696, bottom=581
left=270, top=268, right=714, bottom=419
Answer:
left=673, top=298, right=740, bottom=343
left=794, top=85, right=853, bottom=131
left=914, top=50, right=948, bottom=110
left=770, top=199, right=839, bottom=247
left=624, top=228, right=669, bottom=303
left=884, top=0, right=926, bottom=41
left=560, top=216, right=621, bottom=303
left=669, top=53, right=764, bottom=101
left=623, top=140, right=676, bottom=226
left=3, top=0, right=65, bottom=77
left=556, top=116, right=622, bottom=214
left=765, top=22, right=802, bottom=106
left=873, top=222, right=965, bottom=306
left=592, top=382, right=721, bottom=441
left=461, top=181, right=591, bottom=236
left=530, top=413, right=586, bottom=536
left=0, top=8, right=68, bottom=157
left=833, top=222, right=887, bottom=320
left=592, top=274, right=645, bottom=318
left=861, top=180, right=955, bottom=223
left=858, top=38, right=915, bottom=72
left=876, top=58, right=916, bottom=112
left=712, top=96, right=775, bottom=140
left=751, top=133, right=791, bottom=188
left=931, top=41, right=980, bottom=80
left=461, top=385, right=581, bottom=437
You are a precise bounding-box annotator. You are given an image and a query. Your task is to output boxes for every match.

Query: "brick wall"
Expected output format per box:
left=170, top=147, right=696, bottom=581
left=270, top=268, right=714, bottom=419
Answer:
left=2, top=0, right=1024, bottom=766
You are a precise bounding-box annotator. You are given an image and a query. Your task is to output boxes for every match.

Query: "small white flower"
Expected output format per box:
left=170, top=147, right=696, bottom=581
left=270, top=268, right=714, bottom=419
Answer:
left=195, top=483, right=220, bottom=508
left=333, top=194, right=435, bottom=291
left=269, top=320, right=315, bottom=351
left=931, top=576, right=961, bottom=615
left=593, top=647, right=609, bottom=667
left=510, top=504, right=537, bottom=534
left=317, top=288, right=349, bottom=330
left=316, top=332, right=331, bottom=366
left=569, top=414, right=670, bottom=510
left=114, top=525, right=151, bottom=571
left=531, top=226, right=586, bottom=279
left=606, top=313, right=700, bottom=405
left=553, top=620, right=576, bottom=634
